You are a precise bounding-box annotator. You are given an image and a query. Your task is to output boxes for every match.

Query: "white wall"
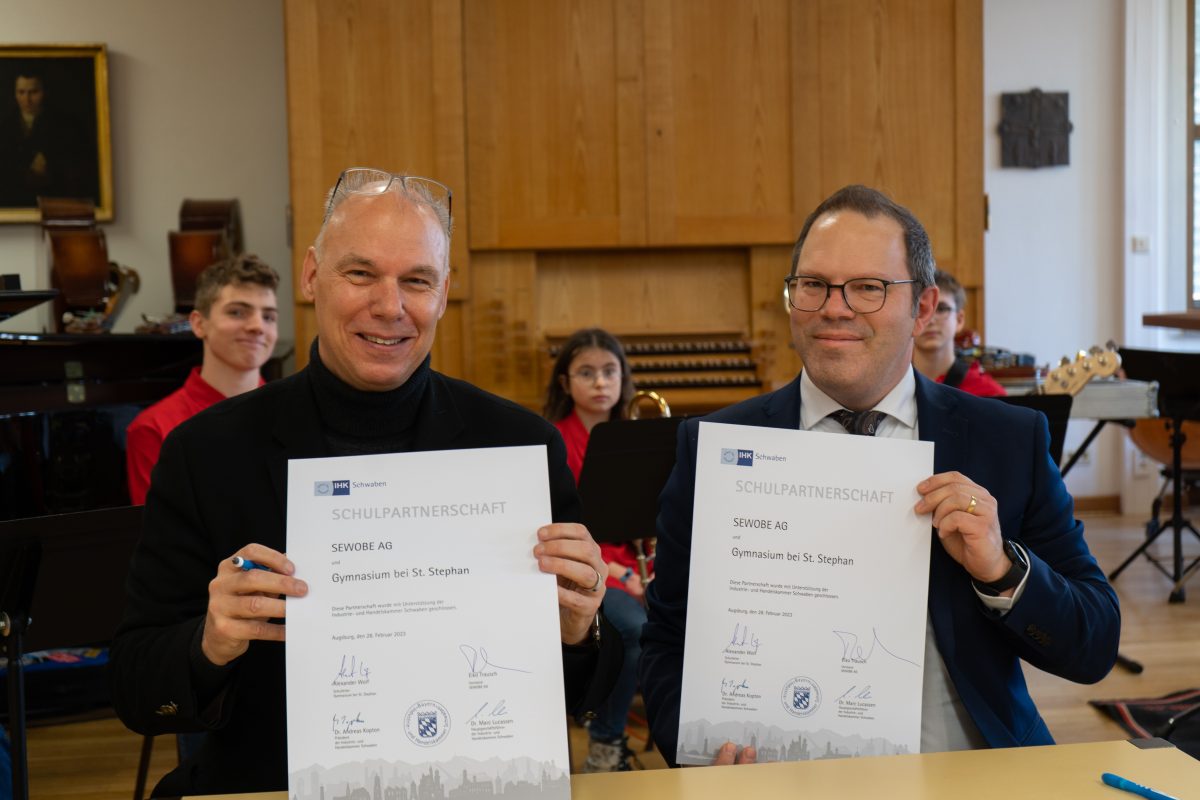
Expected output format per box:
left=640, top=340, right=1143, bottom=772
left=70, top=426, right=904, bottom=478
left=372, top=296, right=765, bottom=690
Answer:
left=984, top=0, right=1126, bottom=499
left=0, top=0, right=291, bottom=342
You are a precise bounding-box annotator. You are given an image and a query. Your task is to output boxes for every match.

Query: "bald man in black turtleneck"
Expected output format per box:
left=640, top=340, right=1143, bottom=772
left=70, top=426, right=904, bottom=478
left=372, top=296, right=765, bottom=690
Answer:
left=110, top=169, right=621, bottom=797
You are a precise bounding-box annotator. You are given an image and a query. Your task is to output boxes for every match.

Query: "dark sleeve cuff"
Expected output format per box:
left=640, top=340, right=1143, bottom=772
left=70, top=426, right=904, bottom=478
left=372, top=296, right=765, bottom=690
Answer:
left=188, top=621, right=237, bottom=726
left=561, top=615, right=623, bottom=718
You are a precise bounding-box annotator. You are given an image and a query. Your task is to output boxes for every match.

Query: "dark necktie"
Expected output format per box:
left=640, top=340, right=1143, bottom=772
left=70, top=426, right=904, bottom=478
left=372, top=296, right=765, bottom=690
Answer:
left=830, top=409, right=887, bottom=436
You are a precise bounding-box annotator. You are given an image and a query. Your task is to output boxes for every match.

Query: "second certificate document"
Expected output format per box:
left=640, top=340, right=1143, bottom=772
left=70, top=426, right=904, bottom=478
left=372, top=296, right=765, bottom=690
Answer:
left=677, top=421, right=934, bottom=764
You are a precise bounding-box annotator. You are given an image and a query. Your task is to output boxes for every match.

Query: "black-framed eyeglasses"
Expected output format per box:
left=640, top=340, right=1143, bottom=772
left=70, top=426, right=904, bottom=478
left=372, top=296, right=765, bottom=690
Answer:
left=324, top=167, right=452, bottom=222
left=783, top=274, right=915, bottom=314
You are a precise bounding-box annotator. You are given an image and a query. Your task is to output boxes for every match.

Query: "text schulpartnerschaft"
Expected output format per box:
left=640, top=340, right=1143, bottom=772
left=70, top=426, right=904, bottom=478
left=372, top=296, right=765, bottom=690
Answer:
left=734, top=480, right=894, bottom=505
left=329, top=500, right=507, bottom=521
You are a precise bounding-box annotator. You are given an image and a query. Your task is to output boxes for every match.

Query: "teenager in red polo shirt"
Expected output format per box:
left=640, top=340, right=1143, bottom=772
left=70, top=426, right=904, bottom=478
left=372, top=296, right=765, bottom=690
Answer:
left=913, top=269, right=1006, bottom=397
left=126, top=254, right=279, bottom=504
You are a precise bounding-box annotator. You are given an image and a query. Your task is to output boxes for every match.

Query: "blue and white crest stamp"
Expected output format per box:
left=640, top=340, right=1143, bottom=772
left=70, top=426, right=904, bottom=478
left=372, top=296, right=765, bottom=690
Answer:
left=404, top=700, right=450, bottom=747
left=781, top=676, right=821, bottom=718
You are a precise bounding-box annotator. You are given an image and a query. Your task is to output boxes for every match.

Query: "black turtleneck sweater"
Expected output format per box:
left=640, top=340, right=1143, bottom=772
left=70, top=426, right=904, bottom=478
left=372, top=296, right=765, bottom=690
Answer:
left=307, top=338, right=432, bottom=457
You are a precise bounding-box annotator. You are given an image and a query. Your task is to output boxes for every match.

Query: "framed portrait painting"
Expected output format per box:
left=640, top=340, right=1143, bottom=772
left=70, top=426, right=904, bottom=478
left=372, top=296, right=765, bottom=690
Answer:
left=0, top=44, right=113, bottom=223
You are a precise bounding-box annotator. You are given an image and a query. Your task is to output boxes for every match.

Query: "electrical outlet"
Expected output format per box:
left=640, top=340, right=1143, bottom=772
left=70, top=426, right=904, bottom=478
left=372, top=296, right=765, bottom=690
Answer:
left=1131, top=235, right=1151, bottom=253
left=1065, top=449, right=1091, bottom=467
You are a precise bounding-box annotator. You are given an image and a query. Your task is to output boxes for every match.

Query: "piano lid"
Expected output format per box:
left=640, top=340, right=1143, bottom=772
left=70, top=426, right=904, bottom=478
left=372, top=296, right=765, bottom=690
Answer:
left=0, top=331, right=201, bottom=415
left=0, top=289, right=59, bottom=322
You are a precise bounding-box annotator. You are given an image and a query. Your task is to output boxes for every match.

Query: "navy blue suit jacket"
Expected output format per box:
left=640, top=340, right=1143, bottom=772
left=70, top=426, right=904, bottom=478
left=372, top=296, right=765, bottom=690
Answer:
left=640, top=371, right=1120, bottom=764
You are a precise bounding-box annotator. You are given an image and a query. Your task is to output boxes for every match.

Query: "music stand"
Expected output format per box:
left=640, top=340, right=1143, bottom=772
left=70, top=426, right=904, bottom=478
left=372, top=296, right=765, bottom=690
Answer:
left=577, top=417, right=683, bottom=546
left=996, top=394, right=1072, bottom=470
left=0, top=506, right=143, bottom=800
left=1109, top=349, right=1200, bottom=603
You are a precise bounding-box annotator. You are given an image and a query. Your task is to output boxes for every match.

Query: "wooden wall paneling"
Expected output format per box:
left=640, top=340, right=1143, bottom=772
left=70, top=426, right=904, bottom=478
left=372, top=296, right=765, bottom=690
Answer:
left=294, top=303, right=319, bottom=363
left=645, top=0, right=796, bottom=245
left=810, top=0, right=959, bottom=256
left=790, top=0, right=824, bottom=233
left=464, top=0, right=642, bottom=249
left=954, top=0, right=985, bottom=334
left=537, top=249, right=750, bottom=338
left=616, top=0, right=650, bottom=245
left=469, top=251, right=540, bottom=406
left=284, top=0, right=470, bottom=372
left=749, top=245, right=801, bottom=391
left=432, top=300, right=466, bottom=378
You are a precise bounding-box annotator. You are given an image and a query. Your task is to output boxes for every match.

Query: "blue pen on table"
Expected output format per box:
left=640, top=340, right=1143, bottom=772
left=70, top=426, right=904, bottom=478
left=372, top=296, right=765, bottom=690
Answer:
left=1102, top=772, right=1179, bottom=800
left=231, top=556, right=271, bottom=572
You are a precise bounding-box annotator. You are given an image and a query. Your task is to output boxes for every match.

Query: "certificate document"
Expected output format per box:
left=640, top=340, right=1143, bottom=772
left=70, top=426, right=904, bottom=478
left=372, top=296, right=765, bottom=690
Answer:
left=677, top=421, right=934, bottom=765
left=286, top=446, right=570, bottom=800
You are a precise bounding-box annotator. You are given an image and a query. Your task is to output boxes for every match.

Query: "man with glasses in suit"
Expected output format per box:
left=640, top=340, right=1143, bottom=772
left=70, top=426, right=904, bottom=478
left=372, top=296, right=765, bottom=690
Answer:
left=640, top=184, right=1119, bottom=767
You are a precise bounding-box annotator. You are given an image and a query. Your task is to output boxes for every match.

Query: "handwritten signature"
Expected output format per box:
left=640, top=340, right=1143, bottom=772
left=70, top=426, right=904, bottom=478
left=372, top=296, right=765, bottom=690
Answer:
left=836, top=685, right=874, bottom=703
left=832, top=628, right=920, bottom=668
left=332, top=654, right=370, bottom=684
left=459, top=645, right=532, bottom=675
left=468, top=699, right=510, bottom=723
left=720, top=678, right=752, bottom=698
left=722, top=622, right=760, bottom=655
left=332, top=712, right=366, bottom=734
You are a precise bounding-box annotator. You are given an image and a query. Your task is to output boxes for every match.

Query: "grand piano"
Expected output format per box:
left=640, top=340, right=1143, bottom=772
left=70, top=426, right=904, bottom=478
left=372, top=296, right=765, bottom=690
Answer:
left=0, top=294, right=202, bottom=519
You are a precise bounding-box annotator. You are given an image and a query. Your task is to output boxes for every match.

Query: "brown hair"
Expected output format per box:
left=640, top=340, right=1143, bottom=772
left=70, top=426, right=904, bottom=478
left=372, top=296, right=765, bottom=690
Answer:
left=542, top=328, right=634, bottom=423
left=934, top=268, right=965, bottom=311
left=789, top=184, right=936, bottom=312
left=193, top=253, right=279, bottom=316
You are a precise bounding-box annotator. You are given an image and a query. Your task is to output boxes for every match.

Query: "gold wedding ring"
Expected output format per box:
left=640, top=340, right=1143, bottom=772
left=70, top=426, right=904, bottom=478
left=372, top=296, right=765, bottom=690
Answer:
left=966, top=495, right=978, bottom=515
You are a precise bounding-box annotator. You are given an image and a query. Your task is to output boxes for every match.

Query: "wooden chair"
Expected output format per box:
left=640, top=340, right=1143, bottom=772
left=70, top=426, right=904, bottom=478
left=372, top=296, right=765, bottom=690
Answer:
left=167, top=230, right=228, bottom=313
left=36, top=197, right=97, bottom=231
left=179, top=199, right=243, bottom=254
left=46, top=230, right=139, bottom=333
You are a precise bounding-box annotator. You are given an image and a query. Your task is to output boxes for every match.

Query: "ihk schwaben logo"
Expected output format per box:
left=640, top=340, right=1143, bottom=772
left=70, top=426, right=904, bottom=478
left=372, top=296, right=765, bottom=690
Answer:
left=314, top=480, right=351, bottom=497
left=720, top=448, right=755, bottom=466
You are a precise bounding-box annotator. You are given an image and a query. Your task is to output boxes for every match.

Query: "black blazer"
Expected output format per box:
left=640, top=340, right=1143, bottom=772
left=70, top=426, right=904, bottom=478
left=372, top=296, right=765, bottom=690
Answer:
left=110, top=368, right=620, bottom=796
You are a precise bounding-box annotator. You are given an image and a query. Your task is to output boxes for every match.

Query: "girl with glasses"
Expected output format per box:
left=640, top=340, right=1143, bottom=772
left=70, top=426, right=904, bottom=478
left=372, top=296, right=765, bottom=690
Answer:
left=543, top=328, right=649, bottom=772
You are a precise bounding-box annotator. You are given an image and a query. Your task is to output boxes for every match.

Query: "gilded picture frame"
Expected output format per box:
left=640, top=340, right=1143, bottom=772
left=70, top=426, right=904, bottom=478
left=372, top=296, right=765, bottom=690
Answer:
left=0, top=43, right=113, bottom=223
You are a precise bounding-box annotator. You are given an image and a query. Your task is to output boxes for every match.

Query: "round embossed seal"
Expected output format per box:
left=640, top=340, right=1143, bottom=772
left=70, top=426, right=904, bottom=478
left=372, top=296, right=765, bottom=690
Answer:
left=403, top=700, right=451, bottom=747
left=781, top=676, right=821, bottom=718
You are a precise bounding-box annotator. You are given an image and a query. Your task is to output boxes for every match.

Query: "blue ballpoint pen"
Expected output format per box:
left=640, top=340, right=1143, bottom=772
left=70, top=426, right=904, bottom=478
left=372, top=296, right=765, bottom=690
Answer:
left=231, top=556, right=271, bottom=572
left=1102, top=772, right=1178, bottom=800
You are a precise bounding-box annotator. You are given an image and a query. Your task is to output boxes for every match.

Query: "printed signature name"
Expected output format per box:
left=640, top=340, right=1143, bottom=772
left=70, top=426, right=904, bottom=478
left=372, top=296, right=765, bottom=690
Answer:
left=468, top=699, right=510, bottom=723
left=723, top=621, right=761, bottom=655
left=836, top=685, right=874, bottom=703
left=832, top=628, right=920, bottom=668
left=331, top=712, right=366, bottom=734
left=332, top=654, right=370, bottom=684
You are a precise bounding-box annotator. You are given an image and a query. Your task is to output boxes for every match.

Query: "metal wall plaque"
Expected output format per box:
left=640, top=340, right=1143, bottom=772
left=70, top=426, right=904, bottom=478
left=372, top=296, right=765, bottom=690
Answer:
left=998, top=88, right=1072, bottom=168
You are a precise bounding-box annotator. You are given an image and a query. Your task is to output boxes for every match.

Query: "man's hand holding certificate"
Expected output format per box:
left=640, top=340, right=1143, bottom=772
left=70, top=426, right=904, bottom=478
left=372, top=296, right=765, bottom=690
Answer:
left=676, top=422, right=933, bottom=764
left=286, top=446, right=571, bottom=799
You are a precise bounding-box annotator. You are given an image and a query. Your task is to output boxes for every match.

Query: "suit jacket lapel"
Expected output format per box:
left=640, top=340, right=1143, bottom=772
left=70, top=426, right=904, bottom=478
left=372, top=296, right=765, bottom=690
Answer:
left=914, top=371, right=969, bottom=659
left=762, top=373, right=803, bottom=429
